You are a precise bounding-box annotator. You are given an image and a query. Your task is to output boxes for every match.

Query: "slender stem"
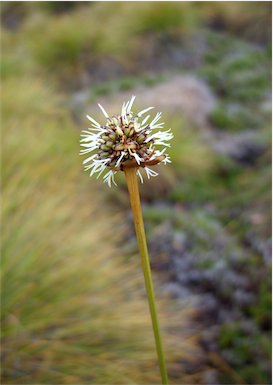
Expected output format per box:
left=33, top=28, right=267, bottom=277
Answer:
left=124, top=167, right=169, bottom=385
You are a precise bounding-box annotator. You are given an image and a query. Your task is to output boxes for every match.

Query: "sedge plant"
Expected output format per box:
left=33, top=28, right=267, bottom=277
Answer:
left=80, top=95, right=173, bottom=384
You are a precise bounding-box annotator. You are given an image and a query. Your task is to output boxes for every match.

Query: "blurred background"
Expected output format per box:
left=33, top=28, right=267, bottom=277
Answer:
left=1, top=1, right=272, bottom=384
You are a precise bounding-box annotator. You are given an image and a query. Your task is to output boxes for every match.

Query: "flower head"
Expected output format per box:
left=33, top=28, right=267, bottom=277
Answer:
left=80, top=96, right=173, bottom=186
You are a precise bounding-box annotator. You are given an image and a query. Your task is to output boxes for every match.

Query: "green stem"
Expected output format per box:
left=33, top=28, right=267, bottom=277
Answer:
left=124, top=167, right=169, bottom=385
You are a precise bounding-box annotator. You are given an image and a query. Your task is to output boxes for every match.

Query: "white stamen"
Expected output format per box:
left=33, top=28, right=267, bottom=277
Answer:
left=82, top=154, right=97, bottom=164
left=162, top=154, right=172, bottom=164
left=96, top=166, right=108, bottom=179
left=150, top=123, right=165, bottom=130
left=80, top=130, right=99, bottom=136
left=80, top=148, right=94, bottom=155
left=88, top=159, right=105, bottom=173
left=150, top=112, right=162, bottom=129
left=103, top=170, right=117, bottom=187
left=141, top=115, right=150, bottom=126
left=137, top=169, right=144, bottom=184
left=154, top=141, right=171, bottom=147
left=149, top=148, right=166, bottom=159
left=121, top=102, right=127, bottom=118
left=137, top=106, right=154, bottom=117
left=124, top=114, right=129, bottom=125
left=127, top=95, right=136, bottom=115
left=86, top=115, right=101, bottom=128
left=80, top=142, right=99, bottom=150
left=116, top=151, right=126, bottom=167
left=132, top=152, right=142, bottom=165
left=88, top=127, right=106, bottom=132
left=146, top=129, right=173, bottom=147
left=98, top=103, right=109, bottom=118
left=90, top=159, right=108, bottom=177
left=145, top=167, right=159, bottom=179
left=80, top=132, right=100, bottom=142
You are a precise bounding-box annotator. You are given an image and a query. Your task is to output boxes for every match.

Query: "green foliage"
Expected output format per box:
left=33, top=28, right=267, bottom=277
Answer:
left=210, top=103, right=263, bottom=131
left=210, top=105, right=232, bottom=129
left=219, top=322, right=271, bottom=384
left=199, top=32, right=271, bottom=103
left=132, top=2, right=199, bottom=34
left=250, top=281, right=272, bottom=329
left=198, top=31, right=271, bottom=136
left=219, top=323, right=247, bottom=349
left=22, top=9, right=98, bottom=84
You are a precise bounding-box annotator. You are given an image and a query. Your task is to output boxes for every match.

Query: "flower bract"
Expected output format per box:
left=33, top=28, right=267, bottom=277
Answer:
left=80, top=96, right=173, bottom=187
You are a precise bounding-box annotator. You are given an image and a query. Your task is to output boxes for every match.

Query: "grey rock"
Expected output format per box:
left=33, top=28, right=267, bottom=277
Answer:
left=202, top=369, right=220, bottom=385
left=234, top=289, right=256, bottom=307
left=172, top=231, right=187, bottom=252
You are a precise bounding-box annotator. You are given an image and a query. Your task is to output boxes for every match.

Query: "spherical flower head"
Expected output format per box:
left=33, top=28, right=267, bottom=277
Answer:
left=80, top=96, right=173, bottom=187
